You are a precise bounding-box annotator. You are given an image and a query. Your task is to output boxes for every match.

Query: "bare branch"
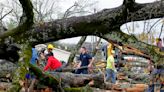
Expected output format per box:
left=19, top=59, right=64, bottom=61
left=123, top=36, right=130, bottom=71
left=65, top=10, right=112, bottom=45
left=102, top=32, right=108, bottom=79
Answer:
left=147, top=18, right=162, bottom=34
left=142, top=19, right=146, bottom=33
left=63, top=3, right=77, bottom=18
left=0, top=10, right=13, bottom=21
left=42, top=0, right=50, bottom=14
left=125, top=23, right=130, bottom=34
left=159, top=23, right=164, bottom=38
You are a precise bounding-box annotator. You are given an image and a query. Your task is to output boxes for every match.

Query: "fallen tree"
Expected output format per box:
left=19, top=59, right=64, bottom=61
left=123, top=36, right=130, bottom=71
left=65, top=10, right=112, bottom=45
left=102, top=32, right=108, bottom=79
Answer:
left=9, top=0, right=164, bottom=64
left=29, top=64, right=150, bottom=91
left=30, top=64, right=136, bottom=91
left=29, top=64, right=105, bottom=90
left=0, top=0, right=164, bottom=91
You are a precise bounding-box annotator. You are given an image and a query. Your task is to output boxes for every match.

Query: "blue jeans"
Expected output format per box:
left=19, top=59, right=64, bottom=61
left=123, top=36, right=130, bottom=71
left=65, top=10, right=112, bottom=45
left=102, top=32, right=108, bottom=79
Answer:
left=75, top=69, right=88, bottom=74
left=106, top=68, right=116, bottom=83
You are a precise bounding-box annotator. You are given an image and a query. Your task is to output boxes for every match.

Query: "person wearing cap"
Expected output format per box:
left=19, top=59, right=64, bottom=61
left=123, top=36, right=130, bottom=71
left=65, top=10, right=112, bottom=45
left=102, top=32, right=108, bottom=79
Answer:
left=45, top=44, right=54, bottom=59
left=106, top=50, right=117, bottom=84
left=47, top=44, right=54, bottom=53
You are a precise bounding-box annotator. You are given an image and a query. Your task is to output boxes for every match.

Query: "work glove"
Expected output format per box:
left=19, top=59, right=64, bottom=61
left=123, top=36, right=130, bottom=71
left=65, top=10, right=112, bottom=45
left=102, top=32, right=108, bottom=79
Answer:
left=114, top=69, right=117, bottom=73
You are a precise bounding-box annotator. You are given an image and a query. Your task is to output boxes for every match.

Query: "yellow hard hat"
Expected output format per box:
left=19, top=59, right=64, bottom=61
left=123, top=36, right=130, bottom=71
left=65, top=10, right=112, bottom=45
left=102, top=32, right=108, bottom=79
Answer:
left=47, top=44, right=54, bottom=49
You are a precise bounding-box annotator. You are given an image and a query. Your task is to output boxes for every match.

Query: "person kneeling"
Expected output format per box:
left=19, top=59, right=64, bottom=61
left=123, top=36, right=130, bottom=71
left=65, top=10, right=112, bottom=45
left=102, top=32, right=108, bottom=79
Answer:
left=43, top=52, right=62, bottom=72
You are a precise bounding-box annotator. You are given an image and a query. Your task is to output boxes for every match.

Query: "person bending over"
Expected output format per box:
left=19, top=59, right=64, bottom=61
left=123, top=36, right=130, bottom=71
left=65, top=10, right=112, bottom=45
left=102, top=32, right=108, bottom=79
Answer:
left=43, top=52, right=62, bottom=72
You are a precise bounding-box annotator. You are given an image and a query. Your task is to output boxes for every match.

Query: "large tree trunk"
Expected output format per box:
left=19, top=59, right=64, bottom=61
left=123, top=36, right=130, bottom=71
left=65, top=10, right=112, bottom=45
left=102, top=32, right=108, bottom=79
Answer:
left=1, top=0, right=164, bottom=63
left=11, top=0, right=163, bottom=63
left=67, top=36, right=87, bottom=66
left=29, top=64, right=132, bottom=91
left=29, top=65, right=105, bottom=90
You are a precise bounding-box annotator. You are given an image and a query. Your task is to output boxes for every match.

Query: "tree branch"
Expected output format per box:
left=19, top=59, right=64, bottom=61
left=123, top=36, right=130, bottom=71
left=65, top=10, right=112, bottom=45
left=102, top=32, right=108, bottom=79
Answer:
left=0, top=0, right=34, bottom=42
left=147, top=18, right=162, bottom=34
left=159, top=23, right=164, bottom=38
left=0, top=9, right=13, bottom=21
left=1, top=0, right=164, bottom=63
left=24, top=1, right=163, bottom=43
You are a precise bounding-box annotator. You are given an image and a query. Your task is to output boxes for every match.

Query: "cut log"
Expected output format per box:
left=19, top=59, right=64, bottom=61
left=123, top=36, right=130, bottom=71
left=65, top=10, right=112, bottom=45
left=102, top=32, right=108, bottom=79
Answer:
left=64, top=85, right=93, bottom=92
left=29, top=64, right=105, bottom=89
left=61, top=66, right=104, bottom=72
left=117, top=70, right=149, bottom=84
left=0, top=60, right=16, bottom=79
left=0, top=82, right=12, bottom=91
left=29, top=64, right=60, bottom=91
left=124, top=84, right=148, bottom=92
left=22, top=64, right=150, bottom=91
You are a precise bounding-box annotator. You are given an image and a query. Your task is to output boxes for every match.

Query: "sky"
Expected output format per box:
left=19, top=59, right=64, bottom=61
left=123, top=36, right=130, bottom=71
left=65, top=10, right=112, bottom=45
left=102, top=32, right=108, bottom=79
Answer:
left=1, top=0, right=163, bottom=44
left=59, top=0, right=157, bottom=12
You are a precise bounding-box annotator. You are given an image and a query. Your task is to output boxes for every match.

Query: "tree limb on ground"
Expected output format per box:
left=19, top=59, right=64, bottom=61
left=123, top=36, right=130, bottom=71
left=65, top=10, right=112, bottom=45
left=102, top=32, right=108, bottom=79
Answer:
left=29, top=64, right=106, bottom=90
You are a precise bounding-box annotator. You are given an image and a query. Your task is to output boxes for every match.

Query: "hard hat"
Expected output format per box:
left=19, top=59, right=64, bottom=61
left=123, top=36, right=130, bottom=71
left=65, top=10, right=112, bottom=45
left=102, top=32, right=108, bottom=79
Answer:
left=47, top=44, right=54, bottom=49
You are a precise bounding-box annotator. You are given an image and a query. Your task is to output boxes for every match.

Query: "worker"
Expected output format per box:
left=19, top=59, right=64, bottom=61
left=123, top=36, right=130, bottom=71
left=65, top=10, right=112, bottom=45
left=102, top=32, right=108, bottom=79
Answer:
left=107, top=43, right=113, bottom=57
left=47, top=44, right=54, bottom=53
left=45, top=44, right=54, bottom=58
left=101, top=42, right=113, bottom=61
left=43, top=52, right=62, bottom=72
left=75, top=47, right=93, bottom=74
left=106, top=50, right=117, bottom=84
left=30, top=44, right=39, bottom=65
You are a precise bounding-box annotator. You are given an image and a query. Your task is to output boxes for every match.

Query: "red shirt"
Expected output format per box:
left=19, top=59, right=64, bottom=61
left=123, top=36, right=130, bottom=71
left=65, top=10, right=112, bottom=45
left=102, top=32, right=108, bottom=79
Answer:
left=44, top=56, right=62, bottom=71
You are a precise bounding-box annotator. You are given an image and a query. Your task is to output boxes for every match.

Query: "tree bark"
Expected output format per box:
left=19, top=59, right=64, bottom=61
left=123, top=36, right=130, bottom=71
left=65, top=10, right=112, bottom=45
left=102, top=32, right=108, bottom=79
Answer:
left=61, top=66, right=104, bottom=72
left=118, top=70, right=149, bottom=83
left=0, top=0, right=34, bottom=92
left=19, top=0, right=163, bottom=64
left=1, top=1, right=164, bottom=63
left=29, top=64, right=129, bottom=91
left=29, top=64, right=104, bottom=89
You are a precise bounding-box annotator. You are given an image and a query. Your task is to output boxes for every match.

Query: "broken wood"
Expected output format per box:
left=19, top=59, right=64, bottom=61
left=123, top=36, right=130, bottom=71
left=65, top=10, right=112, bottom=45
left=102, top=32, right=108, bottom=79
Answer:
left=29, top=64, right=105, bottom=90
left=29, top=64, right=60, bottom=91
left=124, top=84, right=148, bottom=92
left=117, top=70, right=149, bottom=84
left=61, top=66, right=104, bottom=72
